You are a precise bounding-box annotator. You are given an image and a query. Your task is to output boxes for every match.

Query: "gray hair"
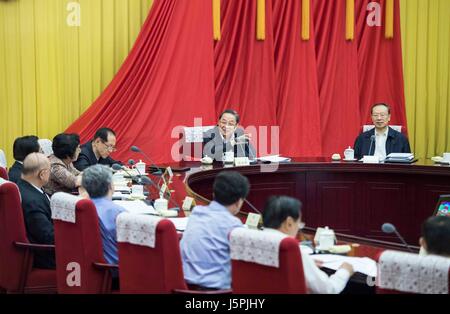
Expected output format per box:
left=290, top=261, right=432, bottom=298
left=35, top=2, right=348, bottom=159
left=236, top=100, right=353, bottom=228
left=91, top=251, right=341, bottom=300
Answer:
left=82, top=164, right=113, bottom=198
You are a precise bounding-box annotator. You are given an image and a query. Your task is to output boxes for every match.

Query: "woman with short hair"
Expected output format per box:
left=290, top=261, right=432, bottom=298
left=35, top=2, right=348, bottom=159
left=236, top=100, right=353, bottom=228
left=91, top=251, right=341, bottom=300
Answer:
left=44, top=133, right=82, bottom=196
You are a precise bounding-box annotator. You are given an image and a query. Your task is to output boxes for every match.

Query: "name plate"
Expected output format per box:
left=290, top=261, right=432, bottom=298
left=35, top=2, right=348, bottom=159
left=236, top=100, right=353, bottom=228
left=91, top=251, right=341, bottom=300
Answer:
left=234, top=157, right=250, bottom=167
left=362, top=155, right=380, bottom=164
left=182, top=196, right=196, bottom=212
left=245, top=213, right=261, bottom=229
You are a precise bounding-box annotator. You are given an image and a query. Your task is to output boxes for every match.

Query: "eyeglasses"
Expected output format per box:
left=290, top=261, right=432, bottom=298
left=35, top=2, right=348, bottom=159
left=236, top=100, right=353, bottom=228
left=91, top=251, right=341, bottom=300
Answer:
left=102, top=142, right=117, bottom=152
left=371, top=113, right=389, bottom=118
left=219, top=119, right=237, bottom=127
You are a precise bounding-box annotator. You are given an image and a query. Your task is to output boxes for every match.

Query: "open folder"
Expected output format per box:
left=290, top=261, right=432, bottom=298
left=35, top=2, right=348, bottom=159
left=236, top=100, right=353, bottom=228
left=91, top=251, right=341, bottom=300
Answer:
left=310, top=254, right=378, bottom=277
left=113, top=200, right=157, bottom=215
left=257, top=155, right=291, bottom=163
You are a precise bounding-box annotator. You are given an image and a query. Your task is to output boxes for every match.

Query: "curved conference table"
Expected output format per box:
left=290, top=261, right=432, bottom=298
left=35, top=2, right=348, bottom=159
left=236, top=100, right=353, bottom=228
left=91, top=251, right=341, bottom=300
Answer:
left=162, top=157, right=450, bottom=248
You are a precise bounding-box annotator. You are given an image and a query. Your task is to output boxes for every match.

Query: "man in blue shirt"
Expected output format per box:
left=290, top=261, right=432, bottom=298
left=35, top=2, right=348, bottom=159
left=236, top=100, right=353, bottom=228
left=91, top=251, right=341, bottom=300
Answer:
left=81, top=164, right=125, bottom=265
left=180, top=171, right=250, bottom=289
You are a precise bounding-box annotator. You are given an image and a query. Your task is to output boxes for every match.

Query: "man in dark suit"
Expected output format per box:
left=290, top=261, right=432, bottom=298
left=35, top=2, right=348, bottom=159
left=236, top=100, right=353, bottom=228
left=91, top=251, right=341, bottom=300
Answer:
left=203, top=109, right=256, bottom=161
left=74, top=127, right=121, bottom=171
left=8, top=135, right=41, bottom=184
left=18, top=152, right=55, bottom=269
left=354, top=103, right=411, bottom=160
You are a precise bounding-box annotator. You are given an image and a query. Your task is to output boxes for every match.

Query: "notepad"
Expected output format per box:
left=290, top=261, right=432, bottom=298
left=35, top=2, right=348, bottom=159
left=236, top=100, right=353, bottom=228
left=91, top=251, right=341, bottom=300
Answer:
left=166, top=217, right=189, bottom=231
left=257, top=155, right=291, bottom=163
left=113, top=200, right=157, bottom=215
left=310, top=254, right=378, bottom=277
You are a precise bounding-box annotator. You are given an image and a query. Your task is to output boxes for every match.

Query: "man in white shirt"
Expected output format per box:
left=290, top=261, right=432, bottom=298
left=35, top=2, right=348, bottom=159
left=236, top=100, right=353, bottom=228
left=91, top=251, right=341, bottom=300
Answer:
left=354, top=103, right=411, bottom=160
left=262, top=196, right=354, bottom=294
left=419, top=216, right=450, bottom=257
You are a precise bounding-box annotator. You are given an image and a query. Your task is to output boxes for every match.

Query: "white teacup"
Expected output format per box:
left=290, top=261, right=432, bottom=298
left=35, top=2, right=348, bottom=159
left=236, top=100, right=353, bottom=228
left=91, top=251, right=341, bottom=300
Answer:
left=319, top=234, right=335, bottom=250
left=154, top=198, right=168, bottom=212
left=344, top=147, right=354, bottom=160
left=443, top=153, right=450, bottom=162
left=131, top=185, right=144, bottom=196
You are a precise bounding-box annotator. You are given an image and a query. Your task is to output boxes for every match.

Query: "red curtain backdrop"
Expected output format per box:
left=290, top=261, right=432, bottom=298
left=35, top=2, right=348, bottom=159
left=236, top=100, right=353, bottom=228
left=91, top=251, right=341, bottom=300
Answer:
left=214, top=0, right=277, bottom=150
left=313, top=0, right=361, bottom=156
left=67, top=0, right=406, bottom=163
left=66, top=0, right=217, bottom=163
left=356, top=0, right=407, bottom=128
left=273, top=0, right=323, bottom=157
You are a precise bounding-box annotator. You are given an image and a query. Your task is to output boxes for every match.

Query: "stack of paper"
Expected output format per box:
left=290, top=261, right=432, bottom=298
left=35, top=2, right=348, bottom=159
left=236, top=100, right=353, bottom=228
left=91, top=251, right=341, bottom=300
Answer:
left=167, top=217, right=189, bottom=231
left=113, top=200, right=157, bottom=215
left=257, top=155, right=291, bottom=163
left=384, top=153, right=414, bottom=163
left=310, top=254, right=378, bottom=277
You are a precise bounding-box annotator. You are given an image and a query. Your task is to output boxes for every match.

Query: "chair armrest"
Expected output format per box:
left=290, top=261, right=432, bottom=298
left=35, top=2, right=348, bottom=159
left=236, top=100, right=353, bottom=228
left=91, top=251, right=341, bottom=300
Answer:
left=173, top=289, right=232, bottom=295
left=93, top=262, right=119, bottom=270
left=14, top=241, right=55, bottom=251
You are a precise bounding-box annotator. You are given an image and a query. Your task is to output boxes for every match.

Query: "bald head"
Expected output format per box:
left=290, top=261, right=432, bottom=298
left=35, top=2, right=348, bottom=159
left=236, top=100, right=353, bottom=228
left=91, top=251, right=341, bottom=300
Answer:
left=22, top=153, right=50, bottom=176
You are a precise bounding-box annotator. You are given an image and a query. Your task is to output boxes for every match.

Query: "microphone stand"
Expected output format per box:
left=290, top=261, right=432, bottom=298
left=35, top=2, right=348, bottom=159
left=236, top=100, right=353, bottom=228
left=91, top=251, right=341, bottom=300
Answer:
left=130, top=146, right=163, bottom=175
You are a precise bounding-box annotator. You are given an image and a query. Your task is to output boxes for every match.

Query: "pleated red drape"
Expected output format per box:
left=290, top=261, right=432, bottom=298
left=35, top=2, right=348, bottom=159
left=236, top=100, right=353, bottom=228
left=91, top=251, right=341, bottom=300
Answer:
left=66, top=0, right=217, bottom=163
left=356, top=0, right=407, bottom=128
left=67, top=0, right=406, bottom=163
left=214, top=0, right=277, bottom=136
left=272, top=0, right=323, bottom=157
left=313, top=0, right=361, bottom=156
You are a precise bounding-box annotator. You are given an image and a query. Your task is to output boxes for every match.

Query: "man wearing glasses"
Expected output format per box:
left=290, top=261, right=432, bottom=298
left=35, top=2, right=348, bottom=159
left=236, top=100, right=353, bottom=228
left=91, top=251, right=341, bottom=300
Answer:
left=354, top=103, right=411, bottom=160
left=203, top=109, right=256, bottom=162
left=74, top=127, right=121, bottom=171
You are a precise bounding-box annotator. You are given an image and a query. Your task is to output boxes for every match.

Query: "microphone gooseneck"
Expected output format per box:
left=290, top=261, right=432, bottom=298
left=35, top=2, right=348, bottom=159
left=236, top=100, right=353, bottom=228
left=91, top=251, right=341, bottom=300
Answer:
left=381, top=222, right=413, bottom=253
left=368, top=135, right=376, bottom=156
left=130, top=145, right=163, bottom=175
left=244, top=199, right=262, bottom=215
left=112, top=163, right=143, bottom=185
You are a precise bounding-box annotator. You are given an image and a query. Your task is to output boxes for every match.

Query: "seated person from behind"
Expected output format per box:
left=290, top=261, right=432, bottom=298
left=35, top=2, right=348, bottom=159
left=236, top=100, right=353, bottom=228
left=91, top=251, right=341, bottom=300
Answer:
left=81, top=164, right=125, bottom=265
left=419, top=216, right=450, bottom=257
left=180, top=171, right=249, bottom=290
left=43, top=133, right=82, bottom=196
left=18, top=153, right=55, bottom=269
left=354, top=103, right=411, bottom=160
left=203, top=109, right=256, bottom=161
left=9, top=135, right=41, bottom=184
left=74, top=127, right=121, bottom=171
left=262, top=196, right=354, bottom=294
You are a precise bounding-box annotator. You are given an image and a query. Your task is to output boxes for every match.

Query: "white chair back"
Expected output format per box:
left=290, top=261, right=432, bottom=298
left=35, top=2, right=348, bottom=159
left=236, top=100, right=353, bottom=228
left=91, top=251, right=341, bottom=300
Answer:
left=116, top=212, right=162, bottom=248
left=50, top=192, right=81, bottom=223
left=230, top=228, right=288, bottom=268
left=38, top=139, right=53, bottom=157
left=378, top=250, right=450, bottom=294
left=0, top=149, right=6, bottom=168
left=182, top=126, right=215, bottom=143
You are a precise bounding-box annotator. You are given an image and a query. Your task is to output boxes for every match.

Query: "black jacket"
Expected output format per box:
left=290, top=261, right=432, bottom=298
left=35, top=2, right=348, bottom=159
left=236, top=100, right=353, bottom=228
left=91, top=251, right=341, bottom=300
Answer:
left=354, top=127, right=411, bottom=160
left=8, top=161, right=23, bottom=184
left=18, top=179, right=55, bottom=269
left=73, top=141, right=120, bottom=171
left=202, top=126, right=256, bottom=161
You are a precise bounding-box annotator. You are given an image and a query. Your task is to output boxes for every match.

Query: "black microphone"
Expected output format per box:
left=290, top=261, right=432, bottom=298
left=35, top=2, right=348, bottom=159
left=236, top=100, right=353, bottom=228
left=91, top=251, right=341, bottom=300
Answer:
left=368, top=135, right=376, bottom=156
left=128, top=159, right=143, bottom=177
left=381, top=223, right=414, bottom=253
left=140, top=176, right=180, bottom=210
left=130, top=145, right=163, bottom=175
